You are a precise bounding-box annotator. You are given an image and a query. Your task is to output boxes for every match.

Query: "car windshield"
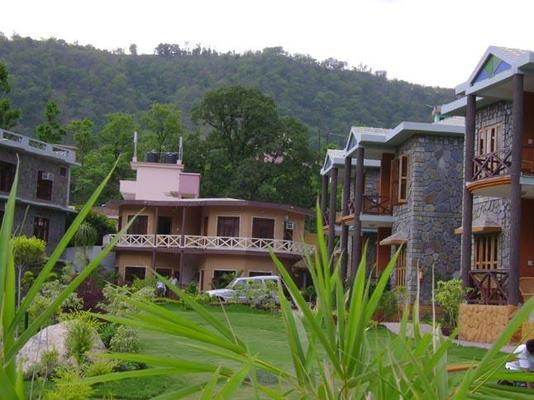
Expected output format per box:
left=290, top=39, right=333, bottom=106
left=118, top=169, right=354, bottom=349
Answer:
left=228, top=279, right=245, bottom=289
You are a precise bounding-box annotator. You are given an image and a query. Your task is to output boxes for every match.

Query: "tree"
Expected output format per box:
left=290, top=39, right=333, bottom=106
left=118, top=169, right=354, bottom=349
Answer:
left=141, top=103, right=183, bottom=156
left=66, top=118, right=96, bottom=163
left=129, top=43, right=138, bottom=56
left=74, top=222, right=98, bottom=265
left=98, top=113, right=136, bottom=157
left=36, top=101, right=66, bottom=143
left=11, top=235, right=46, bottom=306
left=0, top=63, right=21, bottom=129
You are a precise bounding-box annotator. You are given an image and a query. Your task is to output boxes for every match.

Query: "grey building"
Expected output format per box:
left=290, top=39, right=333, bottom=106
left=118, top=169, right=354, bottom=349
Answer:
left=321, top=120, right=465, bottom=301
left=0, top=129, right=77, bottom=251
left=442, top=46, right=534, bottom=306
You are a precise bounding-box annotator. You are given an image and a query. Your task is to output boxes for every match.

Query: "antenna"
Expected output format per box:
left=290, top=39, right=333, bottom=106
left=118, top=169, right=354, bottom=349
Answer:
left=178, top=136, right=183, bottom=164
left=132, top=131, right=138, bottom=162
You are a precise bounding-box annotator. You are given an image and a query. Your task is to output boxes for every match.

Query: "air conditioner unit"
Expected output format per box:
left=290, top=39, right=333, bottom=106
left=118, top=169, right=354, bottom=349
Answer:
left=41, top=172, right=54, bottom=181
left=284, top=221, right=295, bottom=230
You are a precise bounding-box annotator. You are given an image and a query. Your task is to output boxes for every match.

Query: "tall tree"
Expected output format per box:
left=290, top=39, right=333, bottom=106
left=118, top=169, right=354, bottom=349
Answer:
left=0, top=63, right=21, bottom=130
left=36, top=101, right=65, bottom=143
left=66, top=118, right=95, bottom=163
left=141, top=103, right=182, bottom=155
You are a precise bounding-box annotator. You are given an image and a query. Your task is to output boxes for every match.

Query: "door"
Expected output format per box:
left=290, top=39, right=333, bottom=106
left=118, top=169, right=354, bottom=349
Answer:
left=217, top=217, right=239, bottom=237
left=252, top=218, right=275, bottom=239
left=127, top=215, right=148, bottom=234
left=158, top=216, right=172, bottom=234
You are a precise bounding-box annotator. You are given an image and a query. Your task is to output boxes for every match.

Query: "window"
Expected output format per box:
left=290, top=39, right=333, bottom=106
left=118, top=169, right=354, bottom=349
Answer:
left=36, top=171, right=53, bottom=200
left=127, top=215, right=148, bottom=234
left=398, top=155, right=409, bottom=202
left=59, top=167, right=67, bottom=177
left=217, top=217, right=239, bottom=237
left=395, top=246, right=407, bottom=288
left=157, top=216, right=172, bottom=234
left=155, top=267, right=173, bottom=277
left=249, top=271, right=272, bottom=277
left=252, top=218, right=275, bottom=239
left=474, top=234, right=499, bottom=270
left=0, top=161, right=16, bottom=192
left=33, top=217, right=49, bottom=242
left=284, top=221, right=295, bottom=241
left=125, top=266, right=146, bottom=283
left=477, top=124, right=503, bottom=156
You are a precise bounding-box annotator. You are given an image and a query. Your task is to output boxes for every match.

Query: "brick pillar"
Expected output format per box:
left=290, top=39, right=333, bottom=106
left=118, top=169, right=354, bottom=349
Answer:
left=341, top=156, right=352, bottom=279
left=350, top=147, right=365, bottom=282
left=461, top=94, right=476, bottom=288
left=327, top=167, right=338, bottom=262
left=509, top=74, right=524, bottom=305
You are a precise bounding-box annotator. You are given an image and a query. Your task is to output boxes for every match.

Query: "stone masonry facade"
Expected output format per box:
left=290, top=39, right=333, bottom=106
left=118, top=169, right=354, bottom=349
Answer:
left=391, top=134, right=464, bottom=301
left=470, top=101, right=513, bottom=270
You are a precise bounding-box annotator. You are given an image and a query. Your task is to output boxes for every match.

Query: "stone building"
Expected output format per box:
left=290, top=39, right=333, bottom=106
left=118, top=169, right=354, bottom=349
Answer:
left=442, top=46, right=534, bottom=307
left=0, top=129, right=77, bottom=250
left=320, top=120, right=465, bottom=301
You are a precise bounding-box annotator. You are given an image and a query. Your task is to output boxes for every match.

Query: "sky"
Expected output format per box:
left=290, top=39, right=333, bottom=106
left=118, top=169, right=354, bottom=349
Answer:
left=2, top=0, right=533, bottom=88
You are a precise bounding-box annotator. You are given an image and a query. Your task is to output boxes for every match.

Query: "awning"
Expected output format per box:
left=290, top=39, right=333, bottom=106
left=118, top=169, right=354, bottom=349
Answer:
left=379, top=231, right=407, bottom=246
left=454, top=216, right=502, bottom=235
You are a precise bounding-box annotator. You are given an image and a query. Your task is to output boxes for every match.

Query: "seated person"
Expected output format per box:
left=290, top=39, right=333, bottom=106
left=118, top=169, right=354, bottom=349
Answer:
left=505, top=339, right=534, bottom=388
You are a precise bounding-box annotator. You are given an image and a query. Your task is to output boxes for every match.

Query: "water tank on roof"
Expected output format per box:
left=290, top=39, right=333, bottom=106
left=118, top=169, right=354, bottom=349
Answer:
left=164, top=152, right=178, bottom=164
left=145, top=151, right=159, bottom=163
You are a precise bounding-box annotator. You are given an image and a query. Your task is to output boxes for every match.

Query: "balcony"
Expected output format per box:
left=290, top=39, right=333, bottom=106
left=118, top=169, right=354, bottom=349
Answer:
left=468, top=146, right=534, bottom=198
left=103, top=234, right=314, bottom=257
left=466, top=269, right=509, bottom=305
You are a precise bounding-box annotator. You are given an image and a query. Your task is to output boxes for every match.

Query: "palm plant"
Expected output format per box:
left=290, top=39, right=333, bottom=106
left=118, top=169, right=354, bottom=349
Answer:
left=82, top=206, right=534, bottom=399
left=0, top=160, right=136, bottom=399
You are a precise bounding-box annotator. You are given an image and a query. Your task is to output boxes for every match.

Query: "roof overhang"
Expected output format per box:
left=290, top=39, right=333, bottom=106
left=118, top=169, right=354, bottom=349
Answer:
left=320, top=149, right=380, bottom=175
left=454, top=216, right=502, bottom=235
left=379, top=231, right=407, bottom=246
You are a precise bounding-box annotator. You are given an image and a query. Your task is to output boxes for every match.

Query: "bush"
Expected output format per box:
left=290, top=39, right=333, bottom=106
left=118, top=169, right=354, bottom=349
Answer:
left=24, top=348, right=60, bottom=379
left=184, top=280, right=199, bottom=295
left=435, top=279, right=466, bottom=329
left=44, top=367, right=94, bottom=400
left=85, top=359, right=116, bottom=377
left=28, top=278, right=84, bottom=324
left=99, top=283, right=155, bottom=316
left=109, top=325, right=140, bottom=353
left=375, top=289, right=397, bottom=321
left=98, top=322, right=119, bottom=348
left=64, top=313, right=99, bottom=366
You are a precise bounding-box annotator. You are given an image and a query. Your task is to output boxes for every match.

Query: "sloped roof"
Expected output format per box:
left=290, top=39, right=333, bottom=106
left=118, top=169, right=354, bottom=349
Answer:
left=320, top=148, right=380, bottom=175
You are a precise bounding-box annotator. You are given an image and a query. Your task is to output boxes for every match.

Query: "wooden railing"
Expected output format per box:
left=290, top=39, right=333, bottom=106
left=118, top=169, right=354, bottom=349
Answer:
left=104, top=234, right=314, bottom=256
left=472, top=149, right=512, bottom=181
left=467, top=269, right=509, bottom=305
left=362, top=195, right=392, bottom=215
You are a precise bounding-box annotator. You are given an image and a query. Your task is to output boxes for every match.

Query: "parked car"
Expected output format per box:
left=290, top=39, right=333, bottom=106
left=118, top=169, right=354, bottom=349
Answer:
left=206, top=275, right=282, bottom=303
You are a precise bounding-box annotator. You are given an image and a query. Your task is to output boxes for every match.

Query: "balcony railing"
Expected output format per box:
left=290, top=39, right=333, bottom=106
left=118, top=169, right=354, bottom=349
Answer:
left=348, top=195, right=392, bottom=215
left=472, top=149, right=512, bottom=181
left=466, top=269, right=509, bottom=305
left=104, top=234, right=314, bottom=256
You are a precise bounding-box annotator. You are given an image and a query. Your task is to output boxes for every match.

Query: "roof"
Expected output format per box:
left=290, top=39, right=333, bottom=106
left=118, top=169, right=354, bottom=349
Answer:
left=320, top=149, right=381, bottom=175
left=113, top=197, right=312, bottom=216
left=344, top=120, right=465, bottom=157
left=0, top=128, right=78, bottom=165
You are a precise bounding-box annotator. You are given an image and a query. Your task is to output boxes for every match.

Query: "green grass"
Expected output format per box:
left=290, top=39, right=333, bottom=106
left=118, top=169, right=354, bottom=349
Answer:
left=89, top=304, right=490, bottom=399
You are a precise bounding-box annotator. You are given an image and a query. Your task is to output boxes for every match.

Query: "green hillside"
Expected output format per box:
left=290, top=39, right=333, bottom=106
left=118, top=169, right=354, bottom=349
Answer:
left=0, top=36, right=454, bottom=145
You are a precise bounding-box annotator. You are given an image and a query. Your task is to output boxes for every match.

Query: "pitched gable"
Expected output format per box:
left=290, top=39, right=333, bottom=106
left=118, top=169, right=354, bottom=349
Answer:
left=472, top=54, right=511, bottom=84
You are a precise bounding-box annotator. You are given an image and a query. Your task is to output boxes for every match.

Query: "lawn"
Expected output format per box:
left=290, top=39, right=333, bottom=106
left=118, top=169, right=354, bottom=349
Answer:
left=91, top=303, right=491, bottom=399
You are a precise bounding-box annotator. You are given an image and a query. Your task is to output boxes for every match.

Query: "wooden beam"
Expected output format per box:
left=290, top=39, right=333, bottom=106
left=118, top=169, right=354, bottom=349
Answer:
left=350, top=147, right=364, bottom=282
left=327, top=167, right=338, bottom=263
left=340, top=156, right=352, bottom=279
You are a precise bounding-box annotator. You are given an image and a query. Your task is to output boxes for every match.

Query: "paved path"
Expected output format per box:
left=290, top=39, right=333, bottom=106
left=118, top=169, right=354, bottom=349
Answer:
left=382, top=322, right=515, bottom=353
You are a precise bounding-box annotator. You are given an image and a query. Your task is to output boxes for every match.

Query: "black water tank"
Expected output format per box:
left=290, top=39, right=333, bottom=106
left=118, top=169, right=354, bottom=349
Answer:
left=164, top=152, right=178, bottom=164
left=145, top=151, right=159, bottom=162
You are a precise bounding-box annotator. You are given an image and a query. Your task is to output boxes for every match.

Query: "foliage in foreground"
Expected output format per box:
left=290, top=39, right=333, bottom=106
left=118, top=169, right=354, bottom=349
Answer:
left=0, top=160, right=135, bottom=399
left=83, top=206, right=534, bottom=399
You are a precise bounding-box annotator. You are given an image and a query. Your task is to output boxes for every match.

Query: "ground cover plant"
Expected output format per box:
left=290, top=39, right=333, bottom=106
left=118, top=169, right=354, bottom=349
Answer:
left=80, top=206, right=534, bottom=399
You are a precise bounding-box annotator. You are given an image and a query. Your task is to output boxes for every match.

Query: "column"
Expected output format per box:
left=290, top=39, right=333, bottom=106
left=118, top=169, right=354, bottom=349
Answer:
left=461, top=94, right=476, bottom=288
left=341, top=156, right=352, bottom=279
left=180, top=206, right=186, bottom=285
left=320, top=174, right=329, bottom=223
left=509, top=74, right=524, bottom=305
left=350, top=147, right=364, bottom=281
left=327, top=167, right=338, bottom=262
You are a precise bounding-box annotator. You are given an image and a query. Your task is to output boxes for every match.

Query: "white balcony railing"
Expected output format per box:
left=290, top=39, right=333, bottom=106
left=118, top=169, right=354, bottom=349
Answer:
left=103, top=234, right=314, bottom=256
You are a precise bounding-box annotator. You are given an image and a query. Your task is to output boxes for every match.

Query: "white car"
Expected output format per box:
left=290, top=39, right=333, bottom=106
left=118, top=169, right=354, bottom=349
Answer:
left=206, top=275, right=282, bottom=303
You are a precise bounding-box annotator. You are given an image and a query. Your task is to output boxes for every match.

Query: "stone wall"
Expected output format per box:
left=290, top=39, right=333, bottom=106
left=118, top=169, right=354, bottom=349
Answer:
left=364, top=168, right=380, bottom=195
left=391, top=134, right=464, bottom=301
left=458, top=303, right=519, bottom=343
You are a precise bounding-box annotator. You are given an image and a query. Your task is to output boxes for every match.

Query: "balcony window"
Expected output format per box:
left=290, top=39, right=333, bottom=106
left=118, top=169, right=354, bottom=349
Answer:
left=0, top=161, right=16, bottom=193
left=284, top=220, right=295, bottom=241
left=33, top=217, right=49, bottom=242
left=477, top=124, right=502, bottom=156
left=474, top=234, right=499, bottom=270
left=217, top=216, right=239, bottom=237
left=157, top=216, right=172, bottom=234
left=252, top=217, right=275, bottom=239
left=127, top=215, right=148, bottom=234
left=36, top=171, right=53, bottom=201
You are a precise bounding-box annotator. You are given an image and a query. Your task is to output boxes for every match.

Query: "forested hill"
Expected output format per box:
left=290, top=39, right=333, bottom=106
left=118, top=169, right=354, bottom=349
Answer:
left=0, top=36, right=454, bottom=144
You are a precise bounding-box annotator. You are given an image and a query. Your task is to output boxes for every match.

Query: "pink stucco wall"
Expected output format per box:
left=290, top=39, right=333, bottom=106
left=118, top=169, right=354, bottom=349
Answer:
left=120, top=162, right=200, bottom=200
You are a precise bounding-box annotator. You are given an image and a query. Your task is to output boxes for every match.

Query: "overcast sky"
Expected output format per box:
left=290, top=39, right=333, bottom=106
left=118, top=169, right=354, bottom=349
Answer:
left=2, top=0, right=532, bottom=88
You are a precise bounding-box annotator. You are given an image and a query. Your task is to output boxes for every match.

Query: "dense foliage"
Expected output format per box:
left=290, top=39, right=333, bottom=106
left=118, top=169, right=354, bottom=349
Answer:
left=0, top=35, right=454, bottom=146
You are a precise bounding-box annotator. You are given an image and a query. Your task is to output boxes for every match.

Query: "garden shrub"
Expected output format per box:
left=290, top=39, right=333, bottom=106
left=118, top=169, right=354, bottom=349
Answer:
left=24, top=348, right=60, bottom=379
left=375, top=289, right=397, bottom=321
left=44, top=367, right=93, bottom=400
left=435, top=278, right=466, bottom=329
left=98, top=322, right=119, bottom=348
left=64, top=313, right=100, bottom=366
left=109, top=325, right=140, bottom=353
left=85, top=359, right=116, bottom=377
